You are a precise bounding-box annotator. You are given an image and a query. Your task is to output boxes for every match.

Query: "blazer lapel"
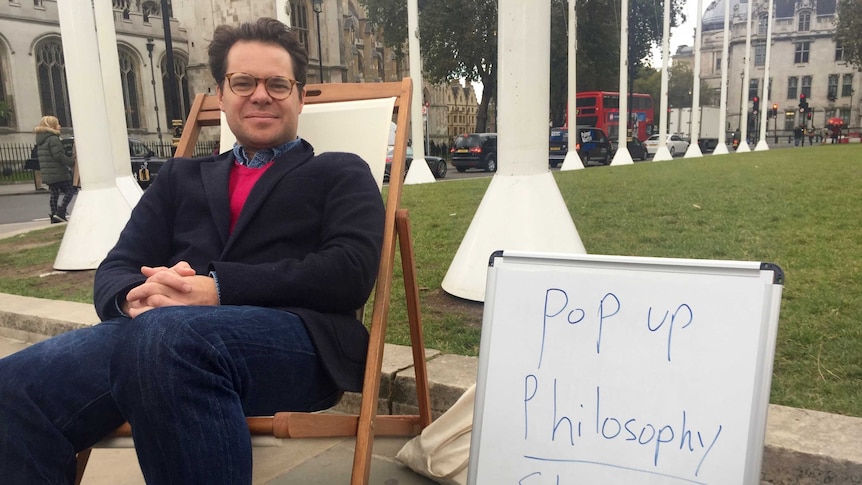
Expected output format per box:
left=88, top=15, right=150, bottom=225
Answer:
left=200, top=153, right=233, bottom=247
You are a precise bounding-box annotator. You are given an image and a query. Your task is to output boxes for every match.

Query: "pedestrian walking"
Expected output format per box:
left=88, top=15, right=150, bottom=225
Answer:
left=793, top=125, right=804, bottom=147
left=33, top=115, right=76, bottom=222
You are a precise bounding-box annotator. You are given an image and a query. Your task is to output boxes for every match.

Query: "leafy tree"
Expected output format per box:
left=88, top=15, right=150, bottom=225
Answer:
left=361, top=0, right=497, bottom=131
left=835, top=0, right=862, bottom=70
left=549, top=0, right=687, bottom=126
left=666, top=63, right=719, bottom=108
left=360, top=0, right=408, bottom=73
left=363, top=0, right=686, bottom=131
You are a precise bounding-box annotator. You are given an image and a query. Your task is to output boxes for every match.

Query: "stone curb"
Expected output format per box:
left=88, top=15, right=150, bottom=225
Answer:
left=1, top=293, right=861, bottom=484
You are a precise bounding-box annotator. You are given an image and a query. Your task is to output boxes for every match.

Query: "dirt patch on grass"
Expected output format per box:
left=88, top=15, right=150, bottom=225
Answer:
left=421, top=287, right=484, bottom=329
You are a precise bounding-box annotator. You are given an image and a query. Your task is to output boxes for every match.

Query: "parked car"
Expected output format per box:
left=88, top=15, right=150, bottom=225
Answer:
left=609, top=136, right=649, bottom=161
left=643, top=133, right=690, bottom=157
left=61, top=137, right=168, bottom=189
left=450, top=133, right=497, bottom=172
left=548, top=126, right=568, bottom=167
left=549, top=126, right=612, bottom=167
left=383, top=145, right=447, bottom=182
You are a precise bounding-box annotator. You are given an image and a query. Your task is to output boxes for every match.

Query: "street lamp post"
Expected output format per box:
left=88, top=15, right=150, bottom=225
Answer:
left=312, top=0, right=324, bottom=83
left=145, top=38, right=163, bottom=143
left=739, top=70, right=745, bottom=132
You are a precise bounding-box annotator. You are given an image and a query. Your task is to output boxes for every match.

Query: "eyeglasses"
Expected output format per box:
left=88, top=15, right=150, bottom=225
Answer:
left=224, top=72, right=302, bottom=100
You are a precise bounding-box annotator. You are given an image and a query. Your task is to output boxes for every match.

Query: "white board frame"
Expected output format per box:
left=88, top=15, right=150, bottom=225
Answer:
left=468, top=250, right=784, bottom=485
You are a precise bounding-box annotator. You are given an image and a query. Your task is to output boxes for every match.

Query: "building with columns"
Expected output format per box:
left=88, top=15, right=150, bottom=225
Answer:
left=675, top=0, right=859, bottom=135
left=0, top=0, right=480, bottom=149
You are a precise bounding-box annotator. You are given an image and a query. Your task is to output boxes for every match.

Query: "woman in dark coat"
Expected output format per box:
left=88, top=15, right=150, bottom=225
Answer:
left=34, top=115, right=76, bottom=222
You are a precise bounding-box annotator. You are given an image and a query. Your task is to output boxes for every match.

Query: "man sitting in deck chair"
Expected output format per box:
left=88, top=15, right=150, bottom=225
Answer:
left=0, top=18, right=384, bottom=484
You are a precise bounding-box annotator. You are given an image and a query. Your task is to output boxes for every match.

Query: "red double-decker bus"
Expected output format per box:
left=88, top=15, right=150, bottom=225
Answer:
left=569, top=91, right=655, bottom=141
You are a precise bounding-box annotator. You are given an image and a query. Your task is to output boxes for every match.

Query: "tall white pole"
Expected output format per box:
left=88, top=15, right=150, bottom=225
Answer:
left=54, top=0, right=140, bottom=270
left=560, top=0, right=583, bottom=171
left=713, top=0, right=733, bottom=155
left=611, top=0, right=633, bottom=165
left=685, top=0, right=705, bottom=158
left=653, top=0, right=673, bottom=161
left=755, top=0, right=775, bottom=151
left=737, top=0, right=754, bottom=152
left=442, top=0, right=585, bottom=302
left=404, top=0, right=435, bottom=184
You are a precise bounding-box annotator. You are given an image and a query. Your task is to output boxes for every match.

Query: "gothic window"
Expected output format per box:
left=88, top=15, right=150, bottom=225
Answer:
left=758, top=14, right=768, bottom=36
left=290, top=1, right=310, bottom=48
left=0, top=54, right=9, bottom=127
left=797, top=11, right=810, bottom=32
left=794, top=42, right=809, bottom=64
left=113, top=0, right=131, bottom=20
left=754, top=43, right=766, bottom=66
left=356, top=51, right=364, bottom=77
left=118, top=48, right=141, bottom=129
left=801, top=76, right=812, bottom=98
left=842, top=74, right=853, bottom=97
left=142, top=1, right=160, bottom=23
left=787, top=76, right=798, bottom=99
left=160, top=53, right=190, bottom=125
left=35, top=38, right=72, bottom=127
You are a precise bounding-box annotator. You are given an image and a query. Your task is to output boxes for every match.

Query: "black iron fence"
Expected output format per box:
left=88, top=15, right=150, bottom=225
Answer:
left=0, top=140, right=219, bottom=184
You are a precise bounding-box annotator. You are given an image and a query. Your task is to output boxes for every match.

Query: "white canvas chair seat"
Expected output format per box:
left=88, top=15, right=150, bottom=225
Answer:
left=74, top=79, right=431, bottom=485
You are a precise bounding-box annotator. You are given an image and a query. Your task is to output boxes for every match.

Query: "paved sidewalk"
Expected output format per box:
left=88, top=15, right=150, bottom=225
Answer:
left=0, top=336, right=438, bottom=485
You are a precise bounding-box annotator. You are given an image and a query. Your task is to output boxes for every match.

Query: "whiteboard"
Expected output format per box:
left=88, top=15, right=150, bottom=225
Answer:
left=468, top=251, right=784, bottom=485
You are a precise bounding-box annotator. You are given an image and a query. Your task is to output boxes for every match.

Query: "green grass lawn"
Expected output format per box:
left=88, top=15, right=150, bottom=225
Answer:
left=390, top=144, right=862, bottom=417
left=1, top=143, right=860, bottom=417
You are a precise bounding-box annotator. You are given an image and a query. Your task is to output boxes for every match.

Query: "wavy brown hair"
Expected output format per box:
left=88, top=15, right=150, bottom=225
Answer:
left=208, top=17, right=308, bottom=98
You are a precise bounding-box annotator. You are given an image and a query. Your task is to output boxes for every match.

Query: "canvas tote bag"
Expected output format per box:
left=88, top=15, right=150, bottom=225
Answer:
left=396, top=384, right=475, bottom=485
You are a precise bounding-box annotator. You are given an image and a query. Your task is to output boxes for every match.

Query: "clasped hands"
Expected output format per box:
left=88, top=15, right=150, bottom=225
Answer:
left=123, top=261, right=219, bottom=318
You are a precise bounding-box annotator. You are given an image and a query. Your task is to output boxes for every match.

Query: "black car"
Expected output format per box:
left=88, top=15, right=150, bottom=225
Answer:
left=383, top=146, right=447, bottom=182
left=609, top=136, right=649, bottom=161
left=62, top=137, right=167, bottom=190
left=550, top=126, right=612, bottom=167
left=450, top=133, right=497, bottom=172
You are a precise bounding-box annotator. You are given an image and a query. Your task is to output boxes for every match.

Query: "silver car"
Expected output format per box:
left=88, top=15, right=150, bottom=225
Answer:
left=644, top=133, right=690, bottom=157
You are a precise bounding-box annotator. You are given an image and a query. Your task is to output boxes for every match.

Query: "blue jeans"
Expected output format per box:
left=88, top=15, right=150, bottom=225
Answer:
left=0, top=305, right=340, bottom=484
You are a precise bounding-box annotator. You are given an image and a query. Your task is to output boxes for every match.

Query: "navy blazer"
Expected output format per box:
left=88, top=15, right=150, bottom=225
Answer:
left=94, top=140, right=385, bottom=391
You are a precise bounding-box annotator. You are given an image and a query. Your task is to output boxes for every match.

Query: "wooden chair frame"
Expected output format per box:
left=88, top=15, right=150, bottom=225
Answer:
left=75, top=78, right=431, bottom=485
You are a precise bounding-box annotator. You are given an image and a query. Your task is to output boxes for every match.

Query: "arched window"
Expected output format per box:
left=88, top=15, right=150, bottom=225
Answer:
left=35, top=38, right=72, bottom=127
left=290, top=1, right=310, bottom=48
left=798, top=11, right=811, bottom=32
left=0, top=49, right=10, bottom=127
left=142, top=1, right=160, bottom=23
left=113, top=0, right=131, bottom=20
left=118, top=48, right=141, bottom=129
left=160, top=53, right=190, bottom=125
left=758, top=14, right=768, bottom=36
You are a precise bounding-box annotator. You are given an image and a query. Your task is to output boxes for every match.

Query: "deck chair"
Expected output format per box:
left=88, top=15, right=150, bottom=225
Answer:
left=74, top=78, right=432, bottom=485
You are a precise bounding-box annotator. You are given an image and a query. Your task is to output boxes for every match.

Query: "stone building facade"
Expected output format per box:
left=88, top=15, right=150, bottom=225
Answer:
left=675, top=0, right=859, bottom=134
left=0, top=0, right=480, bottom=149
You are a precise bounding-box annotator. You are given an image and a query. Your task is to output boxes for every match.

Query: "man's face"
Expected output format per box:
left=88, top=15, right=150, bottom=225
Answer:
left=217, top=41, right=304, bottom=154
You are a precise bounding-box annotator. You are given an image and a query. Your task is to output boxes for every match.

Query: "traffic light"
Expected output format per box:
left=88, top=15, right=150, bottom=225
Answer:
left=752, top=96, right=760, bottom=114
left=772, top=103, right=779, bottom=119
left=799, top=93, right=808, bottom=113
left=807, top=110, right=812, bottom=120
